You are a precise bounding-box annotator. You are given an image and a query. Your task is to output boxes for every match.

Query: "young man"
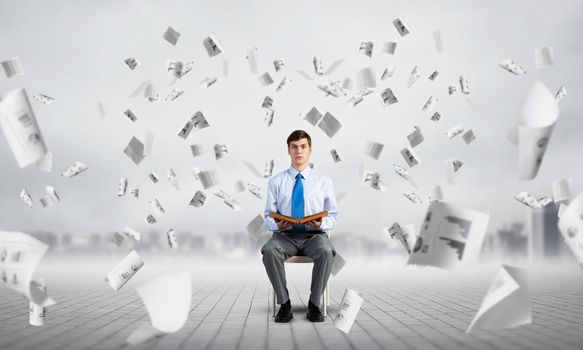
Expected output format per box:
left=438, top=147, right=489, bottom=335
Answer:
left=262, top=130, right=338, bottom=323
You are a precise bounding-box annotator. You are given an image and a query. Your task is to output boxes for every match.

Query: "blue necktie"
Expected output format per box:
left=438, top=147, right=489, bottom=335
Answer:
left=291, top=173, right=304, bottom=232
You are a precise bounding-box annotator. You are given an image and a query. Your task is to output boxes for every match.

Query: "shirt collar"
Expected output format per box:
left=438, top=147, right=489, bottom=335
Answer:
left=288, top=165, right=312, bottom=179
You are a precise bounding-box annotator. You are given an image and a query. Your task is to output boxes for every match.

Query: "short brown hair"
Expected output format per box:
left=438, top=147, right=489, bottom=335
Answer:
left=287, top=130, right=311, bottom=147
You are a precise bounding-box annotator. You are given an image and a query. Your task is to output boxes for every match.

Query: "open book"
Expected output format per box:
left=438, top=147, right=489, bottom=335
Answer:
left=269, top=211, right=328, bottom=224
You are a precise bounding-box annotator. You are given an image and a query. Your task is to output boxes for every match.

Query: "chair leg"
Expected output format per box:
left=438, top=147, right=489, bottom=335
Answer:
left=322, top=283, right=328, bottom=317
left=272, top=287, right=276, bottom=317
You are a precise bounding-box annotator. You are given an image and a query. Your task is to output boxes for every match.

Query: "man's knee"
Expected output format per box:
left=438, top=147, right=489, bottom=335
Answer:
left=313, top=246, right=335, bottom=261
left=261, top=241, right=284, bottom=260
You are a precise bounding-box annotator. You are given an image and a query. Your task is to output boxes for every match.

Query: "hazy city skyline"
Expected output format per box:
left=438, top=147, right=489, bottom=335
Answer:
left=1, top=0, right=582, bottom=240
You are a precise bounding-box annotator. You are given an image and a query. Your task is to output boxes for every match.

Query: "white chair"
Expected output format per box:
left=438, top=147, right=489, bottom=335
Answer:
left=271, top=230, right=331, bottom=317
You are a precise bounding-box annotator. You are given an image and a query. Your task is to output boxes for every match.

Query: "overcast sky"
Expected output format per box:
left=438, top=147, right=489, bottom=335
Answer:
left=1, top=0, right=582, bottom=239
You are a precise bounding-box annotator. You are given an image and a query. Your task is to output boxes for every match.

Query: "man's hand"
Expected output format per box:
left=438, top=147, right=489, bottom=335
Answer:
left=307, top=218, right=322, bottom=229
left=275, top=218, right=292, bottom=230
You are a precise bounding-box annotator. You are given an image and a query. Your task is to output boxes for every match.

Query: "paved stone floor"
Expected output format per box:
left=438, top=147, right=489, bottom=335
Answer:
left=0, top=255, right=582, bottom=350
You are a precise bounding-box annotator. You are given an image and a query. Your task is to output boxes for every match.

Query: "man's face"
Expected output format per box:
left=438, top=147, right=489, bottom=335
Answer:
left=288, top=138, right=312, bottom=168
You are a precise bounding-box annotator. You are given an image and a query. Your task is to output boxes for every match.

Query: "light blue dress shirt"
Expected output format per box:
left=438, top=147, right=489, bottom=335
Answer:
left=264, top=166, right=338, bottom=232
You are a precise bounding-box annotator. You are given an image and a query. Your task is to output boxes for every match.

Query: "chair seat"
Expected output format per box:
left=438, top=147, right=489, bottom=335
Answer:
left=285, top=256, right=313, bottom=263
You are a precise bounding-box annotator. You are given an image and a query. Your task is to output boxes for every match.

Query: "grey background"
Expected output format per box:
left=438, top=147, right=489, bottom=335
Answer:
left=0, top=0, right=581, bottom=238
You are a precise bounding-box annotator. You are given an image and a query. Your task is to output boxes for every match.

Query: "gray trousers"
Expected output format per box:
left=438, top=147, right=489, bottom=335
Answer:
left=261, top=232, right=335, bottom=306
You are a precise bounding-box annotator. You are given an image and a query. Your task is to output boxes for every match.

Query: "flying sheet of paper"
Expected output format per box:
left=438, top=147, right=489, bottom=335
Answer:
left=258, top=72, right=274, bottom=86
left=433, top=30, right=444, bottom=53
left=274, top=59, right=285, bottom=72
left=384, top=41, right=397, bottom=54
left=165, top=88, right=184, bottom=101
left=199, top=77, right=217, bottom=89
left=392, top=18, right=410, bottom=36
left=202, top=35, right=223, bottom=57
left=163, top=26, right=180, bottom=45
left=39, top=186, right=60, bottom=208
left=408, top=66, right=420, bottom=88
left=104, top=250, right=144, bottom=291
left=362, top=170, right=388, bottom=192
left=35, top=151, right=53, bottom=172
left=553, top=178, right=572, bottom=204
left=317, top=80, right=346, bottom=97
left=264, top=159, right=275, bottom=178
left=446, top=124, right=464, bottom=140
left=247, top=182, right=262, bottom=199
left=117, top=177, right=128, bottom=197
left=144, top=83, right=159, bottom=102
left=0, top=231, right=56, bottom=307
left=555, top=85, right=567, bottom=104
left=422, top=96, right=438, bottom=114
left=428, top=186, right=444, bottom=202
left=463, top=130, right=476, bottom=144
left=189, top=190, right=207, bottom=208
left=400, top=147, right=421, bottom=168
left=534, top=46, right=554, bottom=69
left=166, top=229, right=178, bottom=249
left=381, top=66, right=396, bottom=80
left=334, top=289, right=364, bottom=334
left=324, top=59, right=344, bottom=76
left=167, top=168, right=179, bottom=190
left=499, top=59, right=527, bottom=75
left=149, top=199, right=166, bottom=216
left=1, top=57, right=25, bottom=78
left=393, top=164, right=417, bottom=188
left=33, top=94, right=55, bottom=105
left=467, top=265, right=531, bottom=333
left=129, top=188, right=139, bottom=198
left=427, top=71, right=439, bottom=82
left=246, top=214, right=266, bottom=241
left=312, top=57, right=324, bottom=75
left=178, top=111, right=210, bottom=139
left=123, top=137, right=146, bottom=165
left=430, top=112, right=441, bottom=122
left=387, top=223, right=416, bottom=254
left=331, top=252, right=346, bottom=276
left=246, top=47, right=259, bottom=74
left=356, top=67, right=377, bottom=90
left=359, top=41, right=373, bottom=57
left=234, top=180, right=247, bottom=193
left=514, top=191, right=552, bottom=209
left=61, top=161, right=87, bottom=178
left=508, top=81, right=559, bottom=180
left=0, top=88, right=48, bottom=168
left=318, top=112, right=342, bottom=138
left=407, top=126, right=424, bottom=147
left=124, top=57, right=139, bottom=70
left=380, top=88, right=398, bottom=105
left=330, top=149, right=342, bottom=163
left=557, top=191, right=583, bottom=270
left=145, top=214, right=157, bottom=224
left=29, top=278, right=48, bottom=326
left=214, top=144, right=229, bottom=160
left=275, top=76, right=290, bottom=92
left=122, top=227, right=142, bottom=242
left=407, top=201, right=490, bottom=269
left=20, top=188, right=33, bottom=207
left=126, top=272, right=191, bottom=345
left=459, top=75, right=470, bottom=94
left=444, top=159, right=463, bottom=185
left=403, top=191, right=423, bottom=204
left=190, top=144, right=203, bottom=158
left=364, top=141, right=384, bottom=160
left=199, top=170, right=221, bottom=189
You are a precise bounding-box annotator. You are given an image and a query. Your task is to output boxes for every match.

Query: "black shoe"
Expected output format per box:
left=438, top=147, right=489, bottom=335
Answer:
left=275, top=300, right=293, bottom=323
left=307, top=300, right=324, bottom=322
